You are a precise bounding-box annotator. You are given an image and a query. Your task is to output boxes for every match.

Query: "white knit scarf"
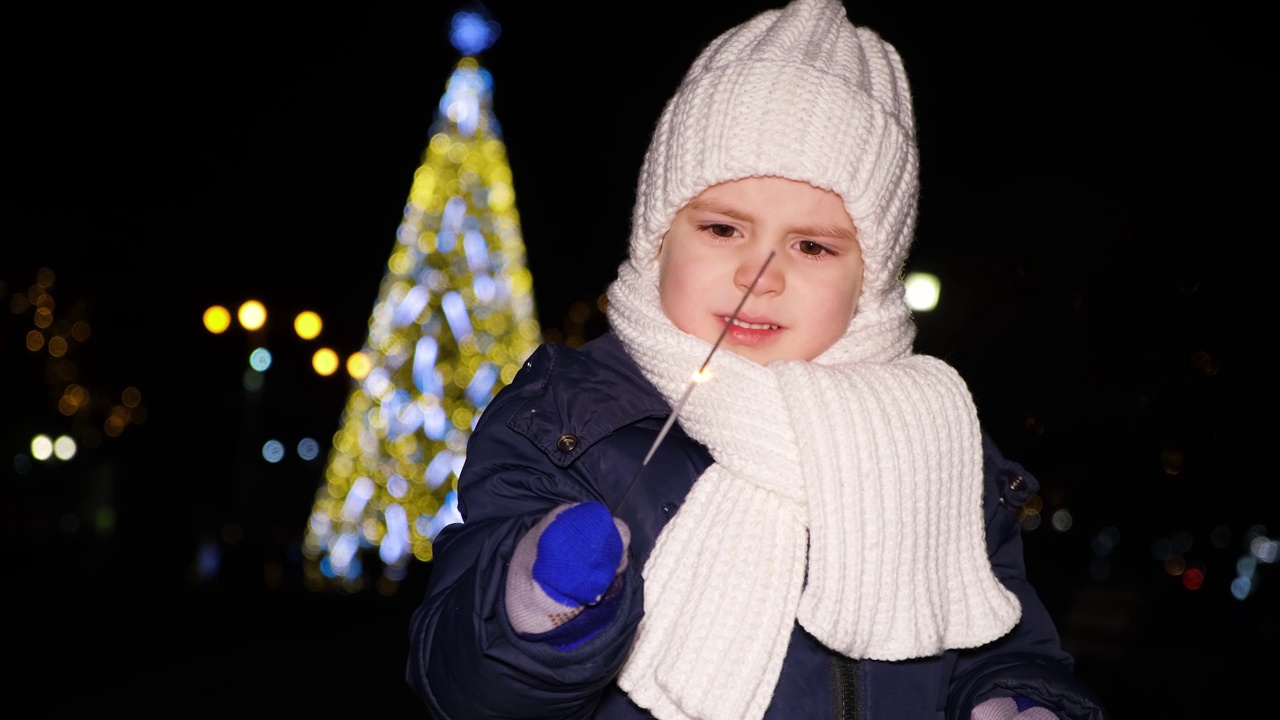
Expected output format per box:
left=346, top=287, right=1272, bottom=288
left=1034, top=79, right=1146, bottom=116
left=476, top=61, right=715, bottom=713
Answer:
left=607, top=261, right=1022, bottom=720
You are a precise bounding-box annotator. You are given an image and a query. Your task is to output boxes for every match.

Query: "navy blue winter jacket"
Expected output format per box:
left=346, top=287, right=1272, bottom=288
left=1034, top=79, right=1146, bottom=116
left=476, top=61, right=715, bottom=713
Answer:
left=406, top=333, right=1107, bottom=719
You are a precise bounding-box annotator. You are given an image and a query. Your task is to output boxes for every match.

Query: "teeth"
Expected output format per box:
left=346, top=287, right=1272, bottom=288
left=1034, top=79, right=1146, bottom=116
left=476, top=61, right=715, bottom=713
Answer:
left=722, top=316, right=778, bottom=330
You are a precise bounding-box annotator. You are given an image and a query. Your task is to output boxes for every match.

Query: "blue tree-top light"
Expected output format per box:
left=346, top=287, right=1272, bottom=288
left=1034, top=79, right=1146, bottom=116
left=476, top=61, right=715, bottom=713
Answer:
left=450, top=6, right=499, bottom=56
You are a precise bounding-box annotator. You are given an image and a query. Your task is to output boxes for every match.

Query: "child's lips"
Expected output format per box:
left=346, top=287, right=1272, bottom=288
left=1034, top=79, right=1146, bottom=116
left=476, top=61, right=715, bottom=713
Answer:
left=719, top=315, right=782, bottom=346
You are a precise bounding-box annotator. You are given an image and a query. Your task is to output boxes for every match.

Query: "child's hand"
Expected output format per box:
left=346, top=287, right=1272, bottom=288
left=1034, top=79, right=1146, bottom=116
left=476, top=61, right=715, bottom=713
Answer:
left=529, top=502, right=630, bottom=605
left=971, top=695, right=1061, bottom=719
left=505, top=502, right=631, bottom=640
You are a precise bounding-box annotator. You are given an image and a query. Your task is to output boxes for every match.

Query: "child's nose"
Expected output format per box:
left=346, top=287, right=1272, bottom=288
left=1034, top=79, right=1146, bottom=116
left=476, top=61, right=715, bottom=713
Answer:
left=736, top=250, right=783, bottom=296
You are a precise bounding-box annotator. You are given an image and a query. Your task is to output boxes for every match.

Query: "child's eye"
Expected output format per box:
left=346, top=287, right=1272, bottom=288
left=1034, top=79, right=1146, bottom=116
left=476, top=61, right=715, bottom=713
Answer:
left=796, top=240, right=833, bottom=257
left=700, top=223, right=739, bottom=238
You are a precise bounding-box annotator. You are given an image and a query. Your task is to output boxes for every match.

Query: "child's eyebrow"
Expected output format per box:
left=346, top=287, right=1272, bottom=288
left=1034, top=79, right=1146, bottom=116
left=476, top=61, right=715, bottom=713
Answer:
left=794, top=223, right=857, bottom=243
left=686, top=197, right=858, bottom=243
left=685, top=197, right=752, bottom=221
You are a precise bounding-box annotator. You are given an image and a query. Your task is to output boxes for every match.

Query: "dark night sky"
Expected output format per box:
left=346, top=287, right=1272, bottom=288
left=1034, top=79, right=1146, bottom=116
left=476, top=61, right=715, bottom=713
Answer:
left=2, top=2, right=1274, bottom=716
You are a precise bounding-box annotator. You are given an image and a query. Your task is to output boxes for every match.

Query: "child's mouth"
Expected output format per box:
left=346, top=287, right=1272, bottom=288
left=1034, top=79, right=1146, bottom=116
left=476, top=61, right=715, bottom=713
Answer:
left=720, top=316, right=779, bottom=330
left=720, top=316, right=781, bottom=346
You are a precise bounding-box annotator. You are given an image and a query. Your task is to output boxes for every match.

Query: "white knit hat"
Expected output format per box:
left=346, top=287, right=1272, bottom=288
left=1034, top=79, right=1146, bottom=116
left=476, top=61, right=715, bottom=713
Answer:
left=623, top=0, right=920, bottom=364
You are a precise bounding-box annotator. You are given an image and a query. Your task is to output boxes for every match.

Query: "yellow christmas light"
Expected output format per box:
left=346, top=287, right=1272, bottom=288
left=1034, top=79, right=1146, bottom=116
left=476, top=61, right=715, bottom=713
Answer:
left=203, top=306, right=232, bottom=334
left=312, top=348, right=340, bottom=376
left=295, top=311, right=323, bottom=340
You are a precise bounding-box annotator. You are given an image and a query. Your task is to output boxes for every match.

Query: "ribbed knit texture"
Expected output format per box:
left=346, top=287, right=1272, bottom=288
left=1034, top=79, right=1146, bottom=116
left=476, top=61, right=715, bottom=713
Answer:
left=605, top=2, right=1021, bottom=718
left=609, top=263, right=1020, bottom=720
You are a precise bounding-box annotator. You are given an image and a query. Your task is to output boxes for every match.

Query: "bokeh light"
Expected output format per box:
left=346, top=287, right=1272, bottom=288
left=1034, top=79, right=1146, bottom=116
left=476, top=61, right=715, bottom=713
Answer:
left=262, top=439, right=285, bottom=463
left=204, top=305, right=232, bottom=333
left=53, top=435, right=76, bottom=461
left=48, top=336, right=67, bottom=357
left=30, top=434, right=53, bottom=461
left=450, top=9, right=499, bottom=55
left=1051, top=509, right=1073, bottom=532
left=294, top=311, right=322, bottom=340
left=297, top=438, right=321, bottom=461
left=59, top=384, right=88, bottom=416
left=904, top=271, right=940, bottom=312
left=1251, top=535, right=1277, bottom=563
left=249, top=347, right=273, bottom=372
left=1182, top=567, right=1205, bottom=590
left=346, top=351, right=373, bottom=380
left=238, top=300, right=266, bottom=331
left=313, top=348, right=339, bottom=376
left=1237, top=554, right=1257, bottom=578
left=1231, top=576, right=1253, bottom=600
left=243, top=369, right=264, bottom=393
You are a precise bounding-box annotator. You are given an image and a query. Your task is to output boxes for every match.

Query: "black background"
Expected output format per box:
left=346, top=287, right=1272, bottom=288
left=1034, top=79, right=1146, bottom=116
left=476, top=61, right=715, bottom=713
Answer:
left=3, top=1, right=1273, bottom=717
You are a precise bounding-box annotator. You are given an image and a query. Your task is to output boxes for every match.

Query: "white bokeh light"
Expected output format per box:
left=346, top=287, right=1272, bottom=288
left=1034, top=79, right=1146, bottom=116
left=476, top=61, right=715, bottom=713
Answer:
left=904, top=271, right=940, bottom=311
left=30, top=434, right=54, bottom=461
left=53, top=435, right=77, bottom=461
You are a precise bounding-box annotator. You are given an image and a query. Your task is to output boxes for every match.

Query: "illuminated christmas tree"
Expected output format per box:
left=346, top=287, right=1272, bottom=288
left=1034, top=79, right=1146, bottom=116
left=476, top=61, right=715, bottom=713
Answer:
left=302, top=7, right=540, bottom=593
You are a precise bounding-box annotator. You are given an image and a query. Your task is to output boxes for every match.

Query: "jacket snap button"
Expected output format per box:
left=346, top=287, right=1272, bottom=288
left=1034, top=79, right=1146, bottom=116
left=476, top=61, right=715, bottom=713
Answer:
left=1008, top=475, right=1025, bottom=491
left=556, top=434, right=578, bottom=453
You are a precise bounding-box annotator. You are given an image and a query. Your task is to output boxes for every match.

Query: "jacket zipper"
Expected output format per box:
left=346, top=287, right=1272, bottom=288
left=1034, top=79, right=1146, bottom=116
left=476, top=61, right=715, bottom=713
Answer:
left=832, top=653, right=861, bottom=720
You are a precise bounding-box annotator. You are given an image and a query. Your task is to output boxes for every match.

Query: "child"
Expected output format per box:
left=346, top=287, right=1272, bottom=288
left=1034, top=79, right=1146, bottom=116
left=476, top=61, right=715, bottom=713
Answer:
left=406, top=0, right=1108, bottom=718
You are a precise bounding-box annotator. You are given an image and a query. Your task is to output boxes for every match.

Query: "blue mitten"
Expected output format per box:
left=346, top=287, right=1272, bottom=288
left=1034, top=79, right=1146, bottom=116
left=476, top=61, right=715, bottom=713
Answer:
left=504, top=502, right=631, bottom=650
left=972, top=695, right=1062, bottom=720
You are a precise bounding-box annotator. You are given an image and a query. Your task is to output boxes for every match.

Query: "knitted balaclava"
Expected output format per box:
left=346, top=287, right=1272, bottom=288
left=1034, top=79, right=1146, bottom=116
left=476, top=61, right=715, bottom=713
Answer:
left=622, top=0, right=919, bottom=363
left=606, top=2, right=1020, bottom=719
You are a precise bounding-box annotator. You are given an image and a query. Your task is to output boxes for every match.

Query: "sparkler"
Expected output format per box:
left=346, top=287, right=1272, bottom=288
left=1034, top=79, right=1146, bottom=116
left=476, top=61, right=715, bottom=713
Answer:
left=614, top=251, right=776, bottom=509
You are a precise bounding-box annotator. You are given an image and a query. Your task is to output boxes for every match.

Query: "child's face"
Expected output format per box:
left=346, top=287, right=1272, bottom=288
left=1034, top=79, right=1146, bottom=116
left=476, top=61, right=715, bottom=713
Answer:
left=657, top=176, right=864, bottom=364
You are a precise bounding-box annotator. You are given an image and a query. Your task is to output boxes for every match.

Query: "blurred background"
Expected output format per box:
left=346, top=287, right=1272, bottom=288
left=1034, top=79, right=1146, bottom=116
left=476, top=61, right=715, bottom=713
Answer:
left=3, top=1, right=1272, bottom=717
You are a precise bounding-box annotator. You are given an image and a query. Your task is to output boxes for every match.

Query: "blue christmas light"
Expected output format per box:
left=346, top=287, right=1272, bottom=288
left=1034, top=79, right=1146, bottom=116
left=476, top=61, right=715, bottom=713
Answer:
left=450, top=9, right=499, bottom=56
